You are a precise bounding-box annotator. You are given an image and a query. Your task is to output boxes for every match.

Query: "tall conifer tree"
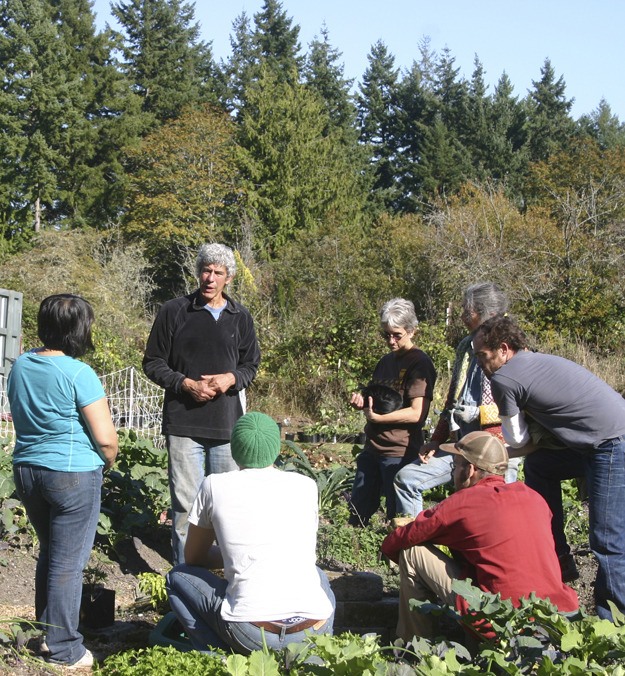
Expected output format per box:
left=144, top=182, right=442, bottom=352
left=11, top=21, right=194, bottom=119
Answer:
left=0, top=0, right=138, bottom=234
left=525, top=59, right=575, bottom=162
left=238, top=68, right=363, bottom=255
left=112, top=0, right=218, bottom=123
left=357, top=40, right=400, bottom=211
left=304, top=24, right=355, bottom=133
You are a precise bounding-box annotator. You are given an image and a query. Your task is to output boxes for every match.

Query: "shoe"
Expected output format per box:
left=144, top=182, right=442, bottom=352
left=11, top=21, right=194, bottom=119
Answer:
left=38, top=636, right=49, bottom=654
left=67, top=649, right=94, bottom=669
left=559, top=553, right=579, bottom=583
left=48, top=648, right=94, bottom=669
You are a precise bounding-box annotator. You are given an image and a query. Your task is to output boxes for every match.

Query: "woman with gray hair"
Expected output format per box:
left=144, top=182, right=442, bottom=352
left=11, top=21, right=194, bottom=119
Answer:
left=393, top=283, right=522, bottom=521
left=348, top=298, right=437, bottom=526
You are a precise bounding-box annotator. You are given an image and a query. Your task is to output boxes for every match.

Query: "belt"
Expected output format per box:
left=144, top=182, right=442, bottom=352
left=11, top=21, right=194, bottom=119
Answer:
left=251, top=618, right=323, bottom=634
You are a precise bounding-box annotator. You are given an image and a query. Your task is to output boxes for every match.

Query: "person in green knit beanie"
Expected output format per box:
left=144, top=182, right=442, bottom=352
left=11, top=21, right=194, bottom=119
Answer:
left=166, top=412, right=335, bottom=655
left=230, top=412, right=281, bottom=468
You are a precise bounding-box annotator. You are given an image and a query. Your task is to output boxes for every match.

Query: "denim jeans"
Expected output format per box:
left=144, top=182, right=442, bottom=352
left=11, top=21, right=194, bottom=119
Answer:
left=393, top=452, right=454, bottom=517
left=348, top=448, right=405, bottom=525
left=524, top=438, right=625, bottom=620
left=587, top=436, right=625, bottom=619
left=13, top=464, right=102, bottom=665
left=523, top=448, right=589, bottom=558
left=394, top=453, right=523, bottom=517
left=167, top=436, right=238, bottom=565
left=166, top=565, right=335, bottom=654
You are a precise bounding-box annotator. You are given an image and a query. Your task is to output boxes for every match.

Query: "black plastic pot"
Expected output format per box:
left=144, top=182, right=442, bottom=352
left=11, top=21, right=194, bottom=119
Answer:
left=80, top=586, right=115, bottom=629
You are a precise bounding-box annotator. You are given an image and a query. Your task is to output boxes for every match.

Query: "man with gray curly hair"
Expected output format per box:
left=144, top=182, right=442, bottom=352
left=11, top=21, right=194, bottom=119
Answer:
left=144, top=243, right=260, bottom=565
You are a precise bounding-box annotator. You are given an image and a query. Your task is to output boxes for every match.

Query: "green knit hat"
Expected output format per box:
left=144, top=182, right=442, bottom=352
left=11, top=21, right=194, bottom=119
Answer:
left=231, top=412, right=280, bottom=468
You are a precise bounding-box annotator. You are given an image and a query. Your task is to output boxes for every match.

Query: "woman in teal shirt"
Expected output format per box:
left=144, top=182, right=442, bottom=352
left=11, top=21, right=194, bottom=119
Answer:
left=8, top=294, right=118, bottom=668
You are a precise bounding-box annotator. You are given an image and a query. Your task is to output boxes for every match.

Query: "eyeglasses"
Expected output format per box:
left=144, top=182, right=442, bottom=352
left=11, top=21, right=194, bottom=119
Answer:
left=382, top=331, right=407, bottom=343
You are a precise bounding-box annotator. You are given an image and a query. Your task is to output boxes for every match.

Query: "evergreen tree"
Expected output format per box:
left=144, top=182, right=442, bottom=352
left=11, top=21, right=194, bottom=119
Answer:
left=578, top=99, right=625, bottom=149
left=50, top=0, right=144, bottom=224
left=237, top=68, right=364, bottom=255
left=432, top=47, right=469, bottom=132
left=0, top=0, right=139, bottom=236
left=486, top=74, right=529, bottom=188
left=304, top=24, right=355, bottom=133
left=391, top=38, right=444, bottom=211
left=524, top=58, right=575, bottom=162
left=410, top=48, right=471, bottom=203
left=221, top=12, right=257, bottom=112
left=357, top=40, right=401, bottom=212
left=417, top=114, right=471, bottom=199
left=223, top=0, right=302, bottom=115
left=393, top=61, right=436, bottom=211
left=252, top=0, right=303, bottom=83
left=112, top=0, right=218, bottom=123
left=463, top=57, right=491, bottom=180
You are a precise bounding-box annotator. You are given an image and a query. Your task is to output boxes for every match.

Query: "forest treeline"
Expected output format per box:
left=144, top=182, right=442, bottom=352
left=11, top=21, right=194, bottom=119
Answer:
left=2, top=0, right=625, bottom=418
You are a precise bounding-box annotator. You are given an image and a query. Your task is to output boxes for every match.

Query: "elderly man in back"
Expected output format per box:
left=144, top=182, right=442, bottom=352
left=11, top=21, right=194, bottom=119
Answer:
left=382, top=432, right=578, bottom=642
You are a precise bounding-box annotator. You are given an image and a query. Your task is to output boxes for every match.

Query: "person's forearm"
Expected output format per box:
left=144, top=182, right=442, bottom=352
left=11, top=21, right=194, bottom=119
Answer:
left=98, top=440, right=119, bottom=469
left=506, top=440, right=539, bottom=458
left=185, top=543, right=223, bottom=569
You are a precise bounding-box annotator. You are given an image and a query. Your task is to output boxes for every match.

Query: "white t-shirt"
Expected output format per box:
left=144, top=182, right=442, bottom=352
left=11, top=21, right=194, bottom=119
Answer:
left=189, top=467, right=333, bottom=622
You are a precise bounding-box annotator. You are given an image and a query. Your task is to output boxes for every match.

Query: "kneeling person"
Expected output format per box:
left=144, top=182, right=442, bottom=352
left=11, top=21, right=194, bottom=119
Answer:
left=166, top=412, right=335, bottom=654
left=382, top=431, right=578, bottom=642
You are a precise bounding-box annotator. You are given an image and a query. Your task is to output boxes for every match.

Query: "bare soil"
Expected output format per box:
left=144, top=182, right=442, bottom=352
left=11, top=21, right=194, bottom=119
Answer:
left=0, top=532, right=171, bottom=674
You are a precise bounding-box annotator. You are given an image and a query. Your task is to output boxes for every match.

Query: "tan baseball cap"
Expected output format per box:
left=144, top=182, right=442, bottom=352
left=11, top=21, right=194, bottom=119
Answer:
left=440, top=431, right=509, bottom=475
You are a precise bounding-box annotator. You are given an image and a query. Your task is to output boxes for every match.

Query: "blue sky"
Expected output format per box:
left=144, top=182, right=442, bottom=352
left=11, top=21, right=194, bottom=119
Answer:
left=91, top=0, right=625, bottom=120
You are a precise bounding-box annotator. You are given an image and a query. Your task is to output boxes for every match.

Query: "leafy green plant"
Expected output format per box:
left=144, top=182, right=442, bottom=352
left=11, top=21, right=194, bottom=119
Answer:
left=84, top=564, right=108, bottom=596
left=410, top=579, right=625, bottom=674
left=98, top=430, right=169, bottom=553
left=283, top=631, right=393, bottom=675
left=279, top=440, right=354, bottom=514
left=0, top=616, right=46, bottom=672
left=137, top=572, right=169, bottom=611
left=95, top=644, right=228, bottom=675
left=317, top=503, right=386, bottom=570
left=562, top=478, right=589, bottom=548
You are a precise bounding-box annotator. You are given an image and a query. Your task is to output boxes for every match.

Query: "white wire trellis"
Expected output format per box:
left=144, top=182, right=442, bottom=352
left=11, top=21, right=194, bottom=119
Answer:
left=0, top=366, right=165, bottom=448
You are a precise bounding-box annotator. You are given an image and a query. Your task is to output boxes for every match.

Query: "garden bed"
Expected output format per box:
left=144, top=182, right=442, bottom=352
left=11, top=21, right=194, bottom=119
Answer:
left=0, top=438, right=603, bottom=673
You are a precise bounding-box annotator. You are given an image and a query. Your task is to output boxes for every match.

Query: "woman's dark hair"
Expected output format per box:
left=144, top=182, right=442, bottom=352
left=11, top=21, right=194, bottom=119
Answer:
left=476, top=314, right=529, bottom=352
left=37, top=294, right=95, bottom=358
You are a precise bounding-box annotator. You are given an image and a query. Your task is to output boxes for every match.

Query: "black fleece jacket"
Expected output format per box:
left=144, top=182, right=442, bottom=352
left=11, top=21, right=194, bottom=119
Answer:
left=143, top=291, right=260, bottom=439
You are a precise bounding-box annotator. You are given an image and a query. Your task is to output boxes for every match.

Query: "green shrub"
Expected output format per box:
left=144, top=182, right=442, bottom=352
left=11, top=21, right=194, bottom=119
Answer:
left=95, top=645, right=228, bottom=675
left=137, top=572, right=170, bottom=612
left=317, top=503, right=386, bottom=570
left=98, top=430, right=169, bottom=553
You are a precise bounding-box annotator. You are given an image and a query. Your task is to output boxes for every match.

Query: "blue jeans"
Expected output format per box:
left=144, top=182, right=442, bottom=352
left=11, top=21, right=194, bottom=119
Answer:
left=393, top=452, right=454, bottom=517
left=167, top=436, right=237, bottom=566
left=348, top=448, right=405, bottom=525
left=13, top=465, right=102, bottom=665
left=166, top=565, right=335, bottom=654
left=394, top=453, right=523, bottom=517
left=525, top=438, right=625, bottom=620
left=587, top=437, right=625, bottom=619
left=524, top=447, right=589, bottom=558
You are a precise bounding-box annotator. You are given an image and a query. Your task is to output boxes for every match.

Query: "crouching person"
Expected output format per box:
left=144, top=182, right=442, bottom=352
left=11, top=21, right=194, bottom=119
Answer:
left=382, top=432, right=578, bottom=643
left=166, top=412, right=335, bottom=654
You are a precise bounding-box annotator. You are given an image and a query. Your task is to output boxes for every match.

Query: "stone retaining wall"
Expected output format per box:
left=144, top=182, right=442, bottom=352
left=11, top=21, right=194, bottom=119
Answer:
left=327, top=571, right=398, bottom=644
